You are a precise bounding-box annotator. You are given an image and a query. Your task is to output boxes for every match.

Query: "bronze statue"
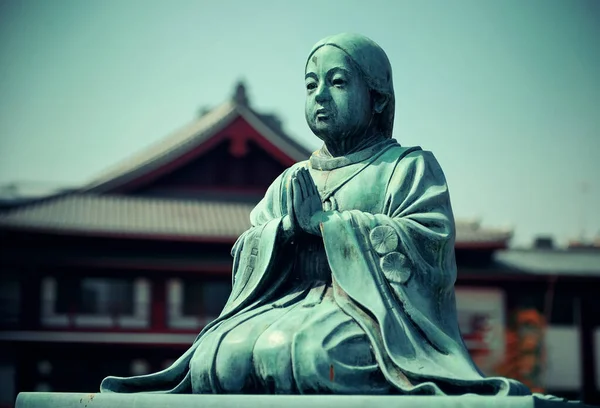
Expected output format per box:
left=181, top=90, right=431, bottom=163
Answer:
left=101, top=33, right=530, bottom=396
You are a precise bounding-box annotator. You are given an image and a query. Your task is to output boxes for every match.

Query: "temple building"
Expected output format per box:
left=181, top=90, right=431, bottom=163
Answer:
left=0, top=82, right=599, bottom=406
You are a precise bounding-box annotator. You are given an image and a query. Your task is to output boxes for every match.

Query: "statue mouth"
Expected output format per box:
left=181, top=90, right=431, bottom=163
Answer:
left=316, top=109, right=330, bottom=120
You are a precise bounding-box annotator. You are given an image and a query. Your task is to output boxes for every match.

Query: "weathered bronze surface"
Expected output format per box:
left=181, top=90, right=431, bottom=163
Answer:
left=98, top=33, right=542, bottom=397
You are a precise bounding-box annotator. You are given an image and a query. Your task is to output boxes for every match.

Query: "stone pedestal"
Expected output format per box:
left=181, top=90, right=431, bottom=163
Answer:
left=15, top=393, right=597, bottom=408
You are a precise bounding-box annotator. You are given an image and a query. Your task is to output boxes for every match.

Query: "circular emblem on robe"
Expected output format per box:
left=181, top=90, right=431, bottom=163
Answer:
left=380, top=252, right=411, bottom=284
left=369, top=225, right=399, bottom=255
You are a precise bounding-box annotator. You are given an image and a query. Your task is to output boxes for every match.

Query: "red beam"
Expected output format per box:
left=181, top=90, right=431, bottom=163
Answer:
left=151, top=279, right=166, bottom=331
left=114, top=116, right=298, bottom=193
left=4, top=224, right=508, bottom=250
left=60, top=258, right=232, bottom=275
left=1, top=224, right=238, bottom=244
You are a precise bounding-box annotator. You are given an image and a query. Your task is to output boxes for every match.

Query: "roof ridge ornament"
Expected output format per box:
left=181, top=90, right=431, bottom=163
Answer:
left=233, top=80, right=249, bottom=106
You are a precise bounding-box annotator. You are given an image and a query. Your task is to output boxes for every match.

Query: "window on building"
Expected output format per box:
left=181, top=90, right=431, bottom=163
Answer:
left=0, top=277, right=20, bottom=327
left=182, top=281, right=230, bottom=317
left=182, top=282, right=203, bottom=317
left=202, top=281, right=231, bottom=317
left=55, top=278, right=134, bottom=316
left=549, top=290, right=575, bottom=326
left=42, top=277, right=149, bottom=329
left=81, top=279, right=134, bottom=315
left=168, top=279, right=230, bottom=329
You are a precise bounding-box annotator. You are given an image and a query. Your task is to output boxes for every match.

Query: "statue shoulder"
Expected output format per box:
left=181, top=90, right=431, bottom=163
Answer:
left=380, top=145, right=448, bottom=186
left=377, top=143, right=423, bottom=167
left=385, top=145, right=442, bottom=168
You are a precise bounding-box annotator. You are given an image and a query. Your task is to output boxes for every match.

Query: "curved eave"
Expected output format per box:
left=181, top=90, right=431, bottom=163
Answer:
left=80, top=102, right=311, bottom=194
left=81, top=101, right=240, bottom=194
left=0, top=223, right=240, bottom=244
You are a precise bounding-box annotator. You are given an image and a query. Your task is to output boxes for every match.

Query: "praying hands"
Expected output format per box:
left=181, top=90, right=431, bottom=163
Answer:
left=283, top=167, right=324, bottom=237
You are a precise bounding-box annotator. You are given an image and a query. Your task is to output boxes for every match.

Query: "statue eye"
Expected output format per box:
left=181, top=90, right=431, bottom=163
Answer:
left=332, top=78, right=345, bottom=87
left=306, top=82, right=317, bottom=91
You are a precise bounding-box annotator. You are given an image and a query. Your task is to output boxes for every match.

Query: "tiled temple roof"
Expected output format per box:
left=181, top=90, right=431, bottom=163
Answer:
left=494, top=248, right=600, bottom=277
left=0, top=194, right=254, bottom=241
left=0, top=194, right=512, bottom=246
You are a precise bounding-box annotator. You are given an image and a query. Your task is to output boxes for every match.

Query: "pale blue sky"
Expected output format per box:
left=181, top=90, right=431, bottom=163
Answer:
left=0, top=0, right=598, bottom=247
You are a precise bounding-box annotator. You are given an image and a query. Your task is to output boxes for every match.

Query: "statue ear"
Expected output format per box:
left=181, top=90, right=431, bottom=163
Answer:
left=372, top=92, right=388, bottom=114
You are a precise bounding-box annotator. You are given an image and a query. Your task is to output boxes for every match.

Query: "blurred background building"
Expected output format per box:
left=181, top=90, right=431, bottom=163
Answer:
left=0, top=83, right=599, bottom=407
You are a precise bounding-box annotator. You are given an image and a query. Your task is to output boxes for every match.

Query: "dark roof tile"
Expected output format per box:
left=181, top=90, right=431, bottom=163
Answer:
left=494, top=249, right=600, bottom=277
left=0, top=194, right=512, bottom=245
left=0, top=194, right=254, bottom=240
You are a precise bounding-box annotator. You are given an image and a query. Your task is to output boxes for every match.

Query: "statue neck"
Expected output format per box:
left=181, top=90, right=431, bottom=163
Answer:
left=321, top=128, right=385, bottom=158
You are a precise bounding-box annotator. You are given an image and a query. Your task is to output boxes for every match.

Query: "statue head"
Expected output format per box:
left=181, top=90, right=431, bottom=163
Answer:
left=304, top=33, right=395, bottom=144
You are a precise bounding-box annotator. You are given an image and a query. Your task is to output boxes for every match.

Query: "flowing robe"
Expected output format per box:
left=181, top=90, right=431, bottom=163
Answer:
left=100, top=140, right=530, bottom=396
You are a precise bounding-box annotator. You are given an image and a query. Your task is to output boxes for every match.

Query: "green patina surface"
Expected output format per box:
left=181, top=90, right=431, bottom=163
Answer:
left=88, top=33, right=575, bottom=401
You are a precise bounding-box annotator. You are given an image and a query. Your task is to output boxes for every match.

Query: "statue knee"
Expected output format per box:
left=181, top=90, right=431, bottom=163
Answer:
left=213, top=337, right=254, bottom=392
left=253, top=329, right=295, bottom=392
left=291, top=315, right=387, bottom=393
left=189, top=346, right=214, bottom=393
left=292, top=324, right=329, bottom=386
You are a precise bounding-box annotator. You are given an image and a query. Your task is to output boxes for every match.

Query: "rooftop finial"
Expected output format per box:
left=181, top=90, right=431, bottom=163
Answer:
left=234, top=80, right=248, bottom=106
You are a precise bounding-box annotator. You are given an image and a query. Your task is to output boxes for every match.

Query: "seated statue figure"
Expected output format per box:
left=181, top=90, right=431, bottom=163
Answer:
left=101, top=33, right=530, bottom=396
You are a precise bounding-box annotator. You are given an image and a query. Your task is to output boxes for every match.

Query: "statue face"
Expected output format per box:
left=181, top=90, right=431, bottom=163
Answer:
left=305, top=46, right=373, bottom=143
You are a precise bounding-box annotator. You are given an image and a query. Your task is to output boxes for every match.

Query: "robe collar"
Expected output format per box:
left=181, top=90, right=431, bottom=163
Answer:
left=310, top=138, right=399, bottom=171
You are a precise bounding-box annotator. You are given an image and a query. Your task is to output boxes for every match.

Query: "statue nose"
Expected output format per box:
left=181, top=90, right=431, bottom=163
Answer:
left=315, top=85, right=330, bottom=103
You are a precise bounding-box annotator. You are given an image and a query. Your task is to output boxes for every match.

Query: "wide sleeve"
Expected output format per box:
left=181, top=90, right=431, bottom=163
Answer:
left=221, top=165, right=299, bottom=315
left=320, top=150, right=481, bottom=380
left=320, top=150, right=532, bottom=396
left=100, top=166, right=299, bottom=395
left=320, top=149, right=456, bottom=291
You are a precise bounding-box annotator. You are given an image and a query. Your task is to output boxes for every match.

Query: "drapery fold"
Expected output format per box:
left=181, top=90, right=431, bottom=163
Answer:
left=101, top=142, right=529, bottom=396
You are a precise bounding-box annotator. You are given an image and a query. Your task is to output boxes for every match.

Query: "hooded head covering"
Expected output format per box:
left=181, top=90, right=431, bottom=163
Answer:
left=305, top=33, right=395, bottom=139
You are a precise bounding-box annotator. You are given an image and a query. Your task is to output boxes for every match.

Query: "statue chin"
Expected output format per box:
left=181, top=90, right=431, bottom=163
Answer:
left=307, top=121, right=337, bottom=142
left=308, top=123, right=362, bottom=150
